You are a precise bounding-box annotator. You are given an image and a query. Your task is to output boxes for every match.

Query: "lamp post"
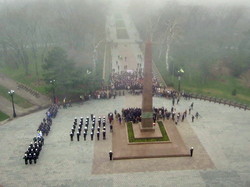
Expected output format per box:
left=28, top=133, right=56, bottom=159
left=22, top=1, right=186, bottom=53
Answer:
left=8, top=90, right=16, bottom=118
left=177, top=68, right=184, bottom=93
left=50, top=80, right=56, bottom=104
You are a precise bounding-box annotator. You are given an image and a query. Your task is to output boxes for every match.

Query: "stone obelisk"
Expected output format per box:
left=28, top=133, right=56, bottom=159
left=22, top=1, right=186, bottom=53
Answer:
left=141, top=41, right=154, bottom=131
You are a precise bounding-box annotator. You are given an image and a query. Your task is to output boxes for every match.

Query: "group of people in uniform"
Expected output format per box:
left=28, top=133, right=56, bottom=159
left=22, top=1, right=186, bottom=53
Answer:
left=122, top=108, right=142, bottom=123
left=69, top=114, right=111, bottom=142
left=120, top=101, right=200, bottom=126
left=23, top=104, right=59, bottom=165
left=23, top=136, right=44, bottom=165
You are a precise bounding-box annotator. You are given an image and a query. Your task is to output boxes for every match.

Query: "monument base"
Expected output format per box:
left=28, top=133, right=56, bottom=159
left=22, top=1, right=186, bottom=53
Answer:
left=134, top=122, right=161, bottom=138
left=139, top=123, right=155, bottom=132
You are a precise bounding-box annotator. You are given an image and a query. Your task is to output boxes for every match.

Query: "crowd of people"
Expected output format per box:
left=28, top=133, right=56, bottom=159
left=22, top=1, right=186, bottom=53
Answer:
left=121, top=101, right=200, bottom=126
left=23, top=104, right=59, bottom=165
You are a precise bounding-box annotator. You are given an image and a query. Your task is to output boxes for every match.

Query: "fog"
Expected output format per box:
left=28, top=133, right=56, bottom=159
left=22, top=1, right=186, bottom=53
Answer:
left=0, top=0, right=249, bottom=91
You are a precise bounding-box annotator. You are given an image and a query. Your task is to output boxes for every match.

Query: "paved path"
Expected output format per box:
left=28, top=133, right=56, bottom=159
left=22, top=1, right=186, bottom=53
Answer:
left=0, top=96, right=249, bottom=186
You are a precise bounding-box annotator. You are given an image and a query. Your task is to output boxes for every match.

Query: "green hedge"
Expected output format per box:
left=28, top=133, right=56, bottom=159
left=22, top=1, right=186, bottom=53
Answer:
left=127, top=121, right=169, bottom=142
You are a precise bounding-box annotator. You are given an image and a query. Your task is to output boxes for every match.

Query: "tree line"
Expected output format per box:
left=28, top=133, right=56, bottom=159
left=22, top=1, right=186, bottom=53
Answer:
left=129, top=0, right=250, bottom=87
left=0, top=0, right=108, bottom=97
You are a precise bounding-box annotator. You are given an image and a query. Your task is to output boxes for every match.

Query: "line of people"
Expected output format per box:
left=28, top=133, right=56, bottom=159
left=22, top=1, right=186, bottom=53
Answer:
left=22, top=104, right=59, bottom=165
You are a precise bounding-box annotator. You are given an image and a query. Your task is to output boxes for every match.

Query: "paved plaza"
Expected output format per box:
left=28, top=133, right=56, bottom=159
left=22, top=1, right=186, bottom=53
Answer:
left=0, top=95, right=250, bottom=187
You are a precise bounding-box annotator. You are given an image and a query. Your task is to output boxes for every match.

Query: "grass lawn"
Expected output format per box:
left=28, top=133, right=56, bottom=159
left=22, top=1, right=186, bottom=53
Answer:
left=0, top=111, right=9, bottom=121
left=127, top=121, right=169, bottom=143
left=0, top=85, right=33, bottom=108
left=178, top=76, right=250, bottom=105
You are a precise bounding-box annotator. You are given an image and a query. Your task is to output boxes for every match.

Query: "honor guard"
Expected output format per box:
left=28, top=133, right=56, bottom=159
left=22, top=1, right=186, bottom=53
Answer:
left=84, top=126, right=88, bottom=133
left=28, top=153, right=33, bottom=164
left=77, top=131, right=80, bottom=141
left=103, top=130, right=106, bottom=140
left=91, top=132, right=94, bottom=141
left=23, top=154, right=28, bottom=165
left=70, top=132, right=74, bottom=141
left=33, top=152, right=37, bottom=164
left=97, top=131, right=100, bottom=140
left=109, top=150, right=113, bottom=160
left=83, top=132, right=87, bottom=141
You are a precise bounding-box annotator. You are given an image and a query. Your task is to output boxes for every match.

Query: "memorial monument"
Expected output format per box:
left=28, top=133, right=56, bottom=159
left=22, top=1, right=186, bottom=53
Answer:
left=141, top=41, right=154, bottom=131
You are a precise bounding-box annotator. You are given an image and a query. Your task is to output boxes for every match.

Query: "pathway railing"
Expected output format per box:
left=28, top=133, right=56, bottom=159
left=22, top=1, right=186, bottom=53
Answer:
left=184, top=92, right=250, bottom=111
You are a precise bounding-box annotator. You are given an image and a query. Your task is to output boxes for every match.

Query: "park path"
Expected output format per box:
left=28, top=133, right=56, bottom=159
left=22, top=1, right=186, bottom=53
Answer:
left=0, top=73, right=50, bottom=120
left=106, top=4, right=167, bottom=87
left=106, top=2, right=144, bottom=74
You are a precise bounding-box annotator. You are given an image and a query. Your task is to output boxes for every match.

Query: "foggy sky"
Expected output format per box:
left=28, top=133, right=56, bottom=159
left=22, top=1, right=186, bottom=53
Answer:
left=1, top=0, right=250, bottom=6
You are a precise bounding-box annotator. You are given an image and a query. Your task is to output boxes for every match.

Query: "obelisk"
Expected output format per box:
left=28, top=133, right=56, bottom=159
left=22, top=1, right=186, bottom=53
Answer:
left=141, top=41, right=154, bottom=131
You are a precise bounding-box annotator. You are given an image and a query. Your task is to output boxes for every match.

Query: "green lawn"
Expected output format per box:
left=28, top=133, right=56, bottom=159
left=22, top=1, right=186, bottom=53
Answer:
left=155, top=59, right=250, bottom=106
left=177, top=76, right=250, bottom=105
left=0, top=111, right=9, bottom=121
left=0, top=85, right=33, bottom=108
left=127, top=121, right=169, bottom=143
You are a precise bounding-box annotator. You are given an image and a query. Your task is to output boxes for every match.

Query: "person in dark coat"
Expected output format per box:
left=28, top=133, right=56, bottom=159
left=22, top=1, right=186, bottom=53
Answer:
left=109, top=150, right=113, bottom=160
left=70, top=132, right=73, bottom=141
left=23, top=154, right=28, bottom=165
left=77, top=131, right=80, bottom=141
left=28, top=153, right=33, bottom=164
left=192, top=115, right=195, bottom=122
left=33, top=152, right=37, bottom=164
left=97, top=131, right=100, bottom=140
left=103, top=130, right=106, bottom=140
left=190, top=147, right=194, bottom=157
left=91, top=132, right=94, bottom=141
left=83, top=132, right=87, bottom=141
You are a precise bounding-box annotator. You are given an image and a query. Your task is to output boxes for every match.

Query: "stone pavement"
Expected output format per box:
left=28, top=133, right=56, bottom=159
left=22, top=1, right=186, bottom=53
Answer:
left=0, top=95, right=250, bottom=187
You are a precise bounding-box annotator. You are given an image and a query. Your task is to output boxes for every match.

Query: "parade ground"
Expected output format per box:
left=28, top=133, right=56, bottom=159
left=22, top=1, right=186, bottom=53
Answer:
left=0, top=95, right=250, bottom=187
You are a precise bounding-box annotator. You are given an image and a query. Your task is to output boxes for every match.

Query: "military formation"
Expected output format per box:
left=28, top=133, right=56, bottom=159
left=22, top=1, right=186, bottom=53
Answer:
left=69, top=114, right=113, bottom=142
left=23, top=104, right=59, bottom=165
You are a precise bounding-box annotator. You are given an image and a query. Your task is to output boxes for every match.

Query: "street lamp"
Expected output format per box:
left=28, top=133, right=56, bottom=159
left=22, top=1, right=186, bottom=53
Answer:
left=177, top=68, right=184, bottom=93
left=50, top=80, right=56, bottom=104
left=8, top=90, right=16, bottom=118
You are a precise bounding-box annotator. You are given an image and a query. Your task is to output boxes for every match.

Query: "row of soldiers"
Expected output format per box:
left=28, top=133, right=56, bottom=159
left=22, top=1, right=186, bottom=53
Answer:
left=23, top=136, right=44, bottom=165
left=37, top=117, right=52, bottom=136
left=23, top=104, right=59, bottom=165
left=69, top=115, right=110, bottom=142
left=46, top=104, right=59, bottom=119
